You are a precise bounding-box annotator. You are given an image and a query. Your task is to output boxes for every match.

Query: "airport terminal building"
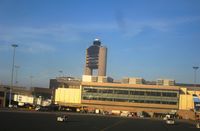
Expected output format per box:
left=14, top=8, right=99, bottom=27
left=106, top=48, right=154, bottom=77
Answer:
left=52, top=39, right=200, bottom=119
left=53, top=78, right=200, bottom=119
left=0, top=39, right=199, bottom=120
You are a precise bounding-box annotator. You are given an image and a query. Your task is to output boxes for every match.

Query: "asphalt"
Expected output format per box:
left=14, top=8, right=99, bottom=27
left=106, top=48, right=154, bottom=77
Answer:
left=0, top=110, right=199, bottom=131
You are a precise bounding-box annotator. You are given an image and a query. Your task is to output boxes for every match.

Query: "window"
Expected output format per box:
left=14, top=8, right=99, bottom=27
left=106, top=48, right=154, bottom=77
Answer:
left=162, top=92, right=177, bottom=97
left=84, top=88, right=98, bottom=93
left=83, top=96, right=98, bottom=100
left=130, top=91, right=145, bottom=95
left=99, top=89, right=113, bottom=94
left=114, top=90, right=129, bottom=95
left=146, top=92, right=161, bottom=96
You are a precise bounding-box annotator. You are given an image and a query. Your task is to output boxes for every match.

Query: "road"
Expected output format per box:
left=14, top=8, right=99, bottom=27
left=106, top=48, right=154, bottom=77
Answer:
left=0, top=110, right=198, bottom=131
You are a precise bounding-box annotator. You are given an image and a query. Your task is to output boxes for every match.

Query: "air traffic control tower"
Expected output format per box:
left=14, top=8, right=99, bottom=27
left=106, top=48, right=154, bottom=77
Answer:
left=84, top=39, right=107, bottom=76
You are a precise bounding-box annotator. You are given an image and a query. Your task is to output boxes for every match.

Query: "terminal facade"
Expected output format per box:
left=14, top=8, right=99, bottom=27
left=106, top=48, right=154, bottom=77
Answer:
left=53, top=77, right=200, bottom=119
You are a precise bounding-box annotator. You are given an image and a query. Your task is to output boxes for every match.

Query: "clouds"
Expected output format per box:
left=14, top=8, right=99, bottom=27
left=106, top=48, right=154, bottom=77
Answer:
left=21, top=42, right=56, bottom=54
left=115, top=15, right=200, bottom=38
left=0, top=15, right=200, bottom=54
left=0, top=16, right=200, bottom=87
left=0, top=22, right=117, bottom=55
left=0, top=23, right=116, bottom=46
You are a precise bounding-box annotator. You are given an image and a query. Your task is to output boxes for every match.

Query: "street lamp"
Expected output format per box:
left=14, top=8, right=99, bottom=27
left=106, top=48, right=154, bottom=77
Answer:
left=14, top=65, right=20, bottom=86
left=9, top=44, right=18, bottom=107
left=193, top=66, right=199, bottom=88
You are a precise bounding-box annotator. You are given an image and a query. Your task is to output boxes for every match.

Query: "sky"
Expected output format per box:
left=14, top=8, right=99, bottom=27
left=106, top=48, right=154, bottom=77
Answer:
left=0, top=0, right=200, bottom=88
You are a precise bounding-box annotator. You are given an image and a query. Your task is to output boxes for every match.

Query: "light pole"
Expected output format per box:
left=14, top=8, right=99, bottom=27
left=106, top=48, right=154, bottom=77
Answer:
left=30, top=75, right=33, bottom=88
left=193, top=66, right=199, bottom=88
left=14, top=65, right=20, bottom=86
left=9, top=44, right=18, bottom=107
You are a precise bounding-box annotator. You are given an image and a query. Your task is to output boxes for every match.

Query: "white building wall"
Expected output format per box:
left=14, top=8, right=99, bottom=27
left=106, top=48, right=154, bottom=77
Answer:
left=55, top=88, right=81, bottom=104
left=14, top=94, right=34, bottom=105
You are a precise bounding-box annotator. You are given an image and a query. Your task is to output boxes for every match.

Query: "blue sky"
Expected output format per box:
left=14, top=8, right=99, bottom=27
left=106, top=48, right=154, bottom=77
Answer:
left=0, top=0, right=200, bottom=87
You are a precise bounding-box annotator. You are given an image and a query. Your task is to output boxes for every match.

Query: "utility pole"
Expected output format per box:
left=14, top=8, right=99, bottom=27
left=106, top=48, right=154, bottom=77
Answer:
left=14, top=65, right=20, bottom=86
left=193, top=66, right=199, bottom=88
left=9, top=44, right=18, bottom=107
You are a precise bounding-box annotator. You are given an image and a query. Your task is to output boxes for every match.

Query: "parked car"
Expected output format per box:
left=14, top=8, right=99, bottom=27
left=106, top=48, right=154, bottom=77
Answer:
left=166, top=118, right=175, bottom=125
left=57, top=115, right=68, bottom=122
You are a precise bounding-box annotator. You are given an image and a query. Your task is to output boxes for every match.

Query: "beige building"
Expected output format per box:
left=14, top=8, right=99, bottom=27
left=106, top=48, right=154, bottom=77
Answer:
left=82, top=75, right=113, bottom=83
left=179, top=87, right=200, bottom=110
left=55, top=86, right=81, bottom=106
left=53, top=80, right=200, bottom=119
left=84, top=39, right=107, bottom=76
left=157, top=79, right=175, bottom=86
left=122, top=77, right=145, bottom=84
left=51, top=38, right=200, bottom=120
left=81, top=82, right=180, bottom=113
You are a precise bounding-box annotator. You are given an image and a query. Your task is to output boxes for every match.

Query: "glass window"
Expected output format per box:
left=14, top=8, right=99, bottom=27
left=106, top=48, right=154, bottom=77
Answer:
left=114, top=98, right=129, bottom=102
left=162, top=92, right=177, bottom=97
left=99, top=89, right=113, bottom=94
left=114, top=90, right=129, bottom=95
left=146, top=92, right=161, bottom=96
left=130, top=91, right=145, bottom=95
left=84, top=88, right=98, bottom=93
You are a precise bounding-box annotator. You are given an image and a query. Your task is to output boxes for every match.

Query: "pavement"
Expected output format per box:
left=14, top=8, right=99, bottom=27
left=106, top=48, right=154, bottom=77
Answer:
left=0, top=109, right=199, bottom=131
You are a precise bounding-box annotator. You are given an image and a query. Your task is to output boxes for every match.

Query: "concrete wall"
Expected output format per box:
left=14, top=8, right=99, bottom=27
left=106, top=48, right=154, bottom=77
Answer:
left=14, top=94, right=34, bottom=105
left=98, top=47, right=107, bottom=76
left=82, top=75, right=93, bottom=82
left=179, top=87, right=197, bottom=110
left=55, top=87, right=81, bottom=104
left=179, top=87, right=200, bottom=111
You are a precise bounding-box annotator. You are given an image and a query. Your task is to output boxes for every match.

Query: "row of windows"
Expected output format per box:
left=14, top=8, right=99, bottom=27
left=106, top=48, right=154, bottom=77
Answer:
left=82, top=96, right=177, bottom=105
left=83, top=88, right=178, bottom=97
